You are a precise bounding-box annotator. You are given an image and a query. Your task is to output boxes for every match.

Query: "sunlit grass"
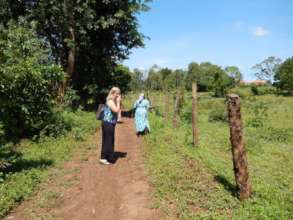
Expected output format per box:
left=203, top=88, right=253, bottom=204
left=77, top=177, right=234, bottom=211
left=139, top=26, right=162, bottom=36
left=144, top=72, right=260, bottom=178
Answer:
left=142, top=94, right=293, bottom=219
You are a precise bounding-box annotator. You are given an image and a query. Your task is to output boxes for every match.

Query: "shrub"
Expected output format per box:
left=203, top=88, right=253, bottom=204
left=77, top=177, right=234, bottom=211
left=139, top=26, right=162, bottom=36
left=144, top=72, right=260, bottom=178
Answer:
left=245, top=99, right=269, bottom=128
left=251, top=85, right=276, bottom=96
left=38, top=110, right=72, bottom=139
left=0, top=20, right=64, bottom=140
left=229, top=87, right=253, bottom=97
left=251, top=85, right=259, bottom=95
left=63, top=87, right=80, bottom=109
left=208, top=107, right=228, bottom=123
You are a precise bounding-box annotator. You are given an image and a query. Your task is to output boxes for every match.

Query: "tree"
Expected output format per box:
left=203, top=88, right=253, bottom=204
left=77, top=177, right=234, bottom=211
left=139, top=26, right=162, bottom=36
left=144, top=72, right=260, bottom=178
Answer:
left=0, top=20, right=64, bottom=139
left=274, top=57, right=293, bottom=94
left=209, top=65, right=233, bottom=97
left=252, top=56, right=282, bottom=83
left=0, top=0, right=151, bottom=101
left=185, top=62, right=201, bottom=90
left=129, top=68, right=145, bottom=91
left=160, top=68, right=173, bottom=81
left=163, top=69, right=185, bottom=91
left=225, top=66, right=242, bottom=86
left=145, top=66, right=163, bottom=90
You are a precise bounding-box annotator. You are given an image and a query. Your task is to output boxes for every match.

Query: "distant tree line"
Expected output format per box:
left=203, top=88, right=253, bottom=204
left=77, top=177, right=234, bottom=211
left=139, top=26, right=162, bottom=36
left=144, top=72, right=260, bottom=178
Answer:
left=128, top=62, right=243, bottom=97
left=128, top=56, right=293, bottom=96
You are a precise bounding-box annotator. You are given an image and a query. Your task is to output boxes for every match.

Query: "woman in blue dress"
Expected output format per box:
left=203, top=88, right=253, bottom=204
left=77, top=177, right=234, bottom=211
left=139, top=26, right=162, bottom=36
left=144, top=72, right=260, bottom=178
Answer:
left=134, top=93, right=150, bottom=135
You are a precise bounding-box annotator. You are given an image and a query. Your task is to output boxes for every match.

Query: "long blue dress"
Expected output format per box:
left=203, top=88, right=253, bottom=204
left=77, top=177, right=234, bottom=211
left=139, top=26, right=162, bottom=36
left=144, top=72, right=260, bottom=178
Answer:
left=134, top=99, right=150, bottom=132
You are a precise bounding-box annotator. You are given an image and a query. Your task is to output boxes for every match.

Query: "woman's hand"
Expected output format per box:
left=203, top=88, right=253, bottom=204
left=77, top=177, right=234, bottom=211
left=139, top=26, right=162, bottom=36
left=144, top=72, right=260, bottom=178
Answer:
left=116, top=95, right=121, bottom=103
left=108, top=98, right=121, bottom=113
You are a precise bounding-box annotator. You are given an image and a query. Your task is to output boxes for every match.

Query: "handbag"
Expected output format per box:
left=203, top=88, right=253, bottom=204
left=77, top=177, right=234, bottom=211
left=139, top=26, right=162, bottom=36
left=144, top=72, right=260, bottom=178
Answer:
left=96, top=104, right=105, bottom=120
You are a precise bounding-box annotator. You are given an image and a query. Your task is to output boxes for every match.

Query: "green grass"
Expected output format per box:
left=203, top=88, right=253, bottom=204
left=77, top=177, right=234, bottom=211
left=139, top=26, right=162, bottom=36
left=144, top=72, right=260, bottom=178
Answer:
left=142, top=95, right=293, bottom=219
left=0, top=109, right=99, bottom=218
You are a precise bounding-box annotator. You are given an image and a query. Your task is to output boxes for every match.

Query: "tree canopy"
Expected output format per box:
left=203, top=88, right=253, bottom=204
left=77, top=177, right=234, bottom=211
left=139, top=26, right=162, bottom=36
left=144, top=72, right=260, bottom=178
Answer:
left=275, top=57, right=293, bottom=94
left=0, top=0, right=151, bottom=103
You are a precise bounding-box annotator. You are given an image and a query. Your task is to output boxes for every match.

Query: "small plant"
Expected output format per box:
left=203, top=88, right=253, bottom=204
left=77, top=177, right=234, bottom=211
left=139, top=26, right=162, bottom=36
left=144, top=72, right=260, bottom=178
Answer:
left=259, top=127, right=291, bottom=143
left=63, top=87, right=80, bottom=109
left=208, top=108, right=228, bottom=122
left=246, top=100, right=268, bottom=127
left=251, top=85, right=259, bottom=95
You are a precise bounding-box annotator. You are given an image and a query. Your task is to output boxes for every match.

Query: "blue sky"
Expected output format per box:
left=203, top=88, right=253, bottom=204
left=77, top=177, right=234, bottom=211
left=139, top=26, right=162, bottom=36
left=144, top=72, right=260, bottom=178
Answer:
left=123, top=0, right=293, bottom=80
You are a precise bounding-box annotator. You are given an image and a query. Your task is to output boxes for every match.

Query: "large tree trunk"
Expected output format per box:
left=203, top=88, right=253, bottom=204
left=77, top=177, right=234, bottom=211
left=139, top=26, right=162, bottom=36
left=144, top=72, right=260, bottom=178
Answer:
left=59, top=1, right=76, bottom=101
left=59, top=26, right=76, bottom=100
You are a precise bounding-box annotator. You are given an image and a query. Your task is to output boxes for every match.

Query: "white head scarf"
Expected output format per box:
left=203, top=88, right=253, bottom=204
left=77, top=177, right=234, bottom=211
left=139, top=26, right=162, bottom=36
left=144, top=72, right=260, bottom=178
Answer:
left=138, top=93, right=145, bottom=102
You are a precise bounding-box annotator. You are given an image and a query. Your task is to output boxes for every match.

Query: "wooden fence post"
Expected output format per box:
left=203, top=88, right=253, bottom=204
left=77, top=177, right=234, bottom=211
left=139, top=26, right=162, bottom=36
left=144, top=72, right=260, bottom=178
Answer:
left=164, top=92, right=169, bottom=122
left=192, top=83, right=199, bottom=146
left=227, top=94, right=251, bottom=200
left=173, top=89, right=180, bottom=128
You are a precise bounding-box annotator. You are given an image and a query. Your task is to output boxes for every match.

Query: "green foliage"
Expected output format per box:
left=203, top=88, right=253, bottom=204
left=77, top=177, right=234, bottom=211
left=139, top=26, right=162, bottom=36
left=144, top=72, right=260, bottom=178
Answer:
left=275, top=57, right=293, bottom=94
left=145, top=61, right=235, bottom=97
left=111, top=64, right=132, bottom=93
left=245, top=99, right=269, bottom=127
left=129, top=68, right=145, bottom=91
left=225, top=66, right=243, bottom=86
left=251, top=85, right=259, bottom=95
left=63, top=87, right=80, bottom=109
left=229, top=86, right=254, bottom=97
left=208, top=105, right=228, bottom=123
left=251, top=85, right=277, bottom=96
left=0, top=20, right=64, bottom=139
left=0, top=0, right=151, bottom=102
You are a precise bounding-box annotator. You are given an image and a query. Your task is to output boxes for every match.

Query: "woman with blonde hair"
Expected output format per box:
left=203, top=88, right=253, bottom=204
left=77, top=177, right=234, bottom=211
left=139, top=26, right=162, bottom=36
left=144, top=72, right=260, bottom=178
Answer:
left=100, top=87, right=121, bottom=165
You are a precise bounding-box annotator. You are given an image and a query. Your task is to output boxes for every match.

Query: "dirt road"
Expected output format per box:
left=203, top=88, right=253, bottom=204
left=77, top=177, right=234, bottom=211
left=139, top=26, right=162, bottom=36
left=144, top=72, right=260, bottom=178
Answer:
left=6, top=118, right=160, bottom=220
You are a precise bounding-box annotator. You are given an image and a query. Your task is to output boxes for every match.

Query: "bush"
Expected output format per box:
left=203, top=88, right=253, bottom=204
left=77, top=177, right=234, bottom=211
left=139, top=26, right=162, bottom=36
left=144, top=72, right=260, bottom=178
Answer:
left=245, top=99, right=269, bottom=128
left=0, top=20, right=64, bottom=140
left=38, top=110, right=72, bottom=139
left=208, top=107, right=228, bottom=123
left=251, top=85, right=276, bottom=96
left=63, top=87, right=80, bottom=109
left=229, top=86, right=253, bottom=97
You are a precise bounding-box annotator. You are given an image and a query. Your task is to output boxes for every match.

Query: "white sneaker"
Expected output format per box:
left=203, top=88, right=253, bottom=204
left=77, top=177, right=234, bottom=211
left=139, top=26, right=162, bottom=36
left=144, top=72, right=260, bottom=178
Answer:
left=99, top=159, right=111, bottom=165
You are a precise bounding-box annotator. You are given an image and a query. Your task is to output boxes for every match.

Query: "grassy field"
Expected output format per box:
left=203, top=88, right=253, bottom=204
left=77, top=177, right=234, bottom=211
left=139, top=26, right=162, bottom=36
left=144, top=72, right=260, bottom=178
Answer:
left=0, top=110, right=99, bottom=218
left=140, top=94, right=293, bottom=219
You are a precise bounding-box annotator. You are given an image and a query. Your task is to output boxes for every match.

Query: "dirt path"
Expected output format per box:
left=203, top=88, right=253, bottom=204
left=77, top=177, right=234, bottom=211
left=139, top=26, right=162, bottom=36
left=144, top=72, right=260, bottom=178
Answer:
left=6, top=118, right=160, bottom=220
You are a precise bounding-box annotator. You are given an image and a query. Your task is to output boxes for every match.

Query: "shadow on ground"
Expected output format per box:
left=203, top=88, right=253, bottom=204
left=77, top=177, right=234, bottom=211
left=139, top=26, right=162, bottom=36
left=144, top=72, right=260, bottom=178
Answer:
left=214, top=175, right=237, bottom=197
left=111, top=151, right=127, bottom=164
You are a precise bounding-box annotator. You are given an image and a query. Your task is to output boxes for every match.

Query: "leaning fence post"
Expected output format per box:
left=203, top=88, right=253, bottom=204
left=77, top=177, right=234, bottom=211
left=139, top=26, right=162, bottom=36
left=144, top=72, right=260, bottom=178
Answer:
left=192, top=83, right=199, bottom=146
left=227, top=94, right=251, bottom=200
left=173, top=89, right=180, bottom=128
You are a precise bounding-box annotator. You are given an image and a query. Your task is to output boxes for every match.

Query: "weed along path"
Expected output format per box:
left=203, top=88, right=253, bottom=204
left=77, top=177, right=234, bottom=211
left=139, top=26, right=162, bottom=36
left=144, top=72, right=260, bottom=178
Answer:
left=6, top=117, right=160, bottom=220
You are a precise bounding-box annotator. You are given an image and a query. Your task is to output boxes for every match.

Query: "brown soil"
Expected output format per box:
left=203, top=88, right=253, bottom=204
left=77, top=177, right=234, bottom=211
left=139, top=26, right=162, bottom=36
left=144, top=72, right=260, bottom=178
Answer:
left=5, top=118, right=160, bottom=220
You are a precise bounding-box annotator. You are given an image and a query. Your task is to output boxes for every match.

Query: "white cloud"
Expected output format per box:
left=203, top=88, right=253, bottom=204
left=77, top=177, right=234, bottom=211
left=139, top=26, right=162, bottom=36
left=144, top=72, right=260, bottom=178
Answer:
left=252, top=26, right=270, bottom=37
